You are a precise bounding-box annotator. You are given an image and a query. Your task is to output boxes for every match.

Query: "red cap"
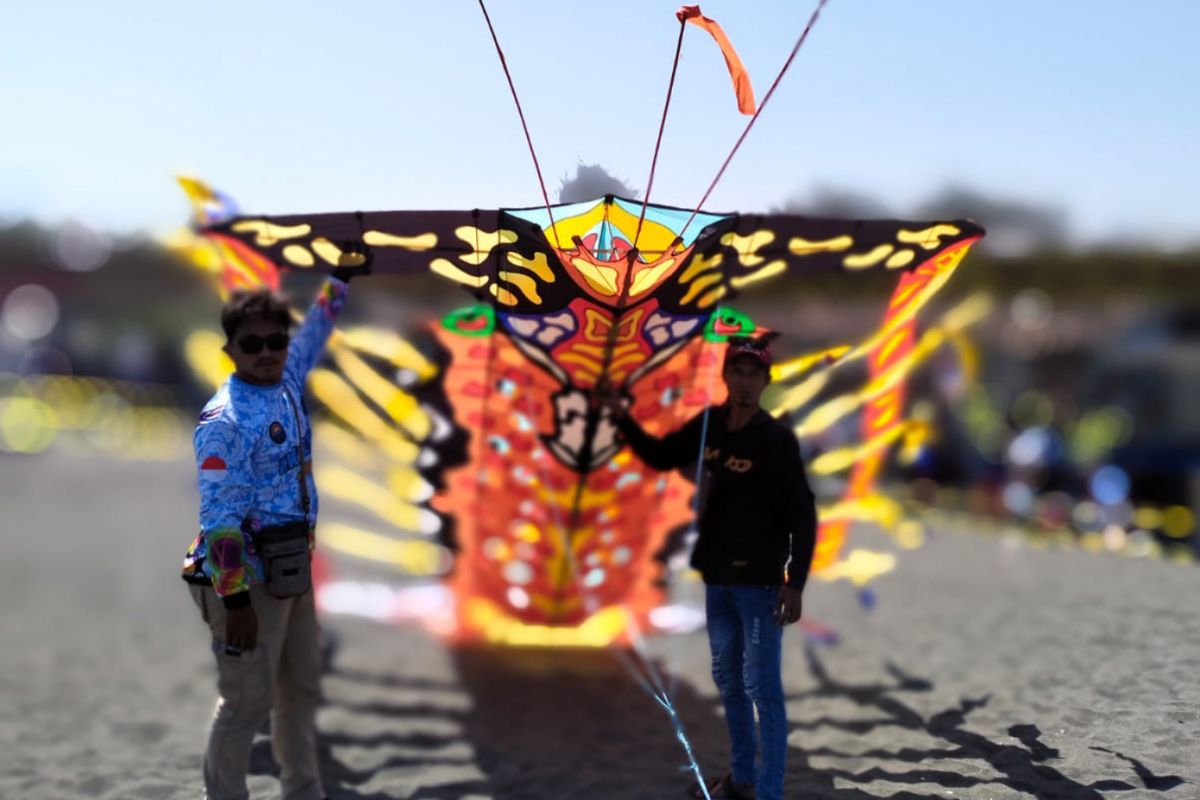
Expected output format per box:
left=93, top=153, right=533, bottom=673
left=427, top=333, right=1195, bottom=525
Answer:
left=724, top=336, right=772, bottom=369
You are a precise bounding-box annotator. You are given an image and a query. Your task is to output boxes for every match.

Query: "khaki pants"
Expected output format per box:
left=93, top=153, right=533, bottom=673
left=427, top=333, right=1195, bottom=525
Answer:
left=190, top=584, right=324, bottom=800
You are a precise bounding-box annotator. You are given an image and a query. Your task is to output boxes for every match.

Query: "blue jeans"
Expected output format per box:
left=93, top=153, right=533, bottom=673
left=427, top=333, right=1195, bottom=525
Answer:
left=706, top=584, right=786, bottom=800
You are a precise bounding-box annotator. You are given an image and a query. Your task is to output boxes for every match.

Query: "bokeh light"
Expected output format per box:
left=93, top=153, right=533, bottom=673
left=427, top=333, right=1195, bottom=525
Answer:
left=2, top=284, right=59, bottom=341
left=1008, top=426, right=1053, bottom=468
left=1002, top=481, right=1035, bottom=516
left=1011, top=391, right=1055, bottom=430
left=1090, top=465, right=1131, bottom=506
left=52, top=220, right=111, bottom=272
left=1162, top=506, right=1196, bottom=539
left=1010, top=289, right=1053, bottom=331
left=0, top=396, right=58, bottom=453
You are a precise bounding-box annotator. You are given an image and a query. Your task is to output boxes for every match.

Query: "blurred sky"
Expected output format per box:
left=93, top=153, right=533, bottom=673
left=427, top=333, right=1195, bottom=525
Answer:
left=1, top=1, right=1196, bottom=245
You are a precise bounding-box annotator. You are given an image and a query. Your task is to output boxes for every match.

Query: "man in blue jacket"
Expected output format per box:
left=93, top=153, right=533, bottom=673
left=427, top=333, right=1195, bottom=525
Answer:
left=183, top=265, right=361, bottom=800
left=609, top=335, right=818, bottom=800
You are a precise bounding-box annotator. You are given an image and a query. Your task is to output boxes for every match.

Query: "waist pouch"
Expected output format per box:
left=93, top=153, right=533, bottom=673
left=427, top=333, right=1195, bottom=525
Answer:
left=253, top=521, right=312, bottom=598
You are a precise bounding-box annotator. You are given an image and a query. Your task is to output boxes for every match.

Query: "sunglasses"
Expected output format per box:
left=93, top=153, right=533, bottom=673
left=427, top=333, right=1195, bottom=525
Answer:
left=236, top=332, right=289, bottom=354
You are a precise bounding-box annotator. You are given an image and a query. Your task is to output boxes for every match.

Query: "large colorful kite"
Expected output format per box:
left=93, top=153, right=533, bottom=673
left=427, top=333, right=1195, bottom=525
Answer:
left=176, top=4, right=985, bottom=646
left=179, top=180, right=983, bottom=644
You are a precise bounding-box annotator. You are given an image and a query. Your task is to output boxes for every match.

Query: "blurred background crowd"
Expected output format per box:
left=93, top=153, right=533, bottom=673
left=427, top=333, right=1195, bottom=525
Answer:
left=1, top=173, right=1196, bottom=566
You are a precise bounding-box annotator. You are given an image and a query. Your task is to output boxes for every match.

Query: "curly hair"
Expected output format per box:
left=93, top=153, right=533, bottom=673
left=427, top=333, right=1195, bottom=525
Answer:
left=220, top=289, right=292, bottom=341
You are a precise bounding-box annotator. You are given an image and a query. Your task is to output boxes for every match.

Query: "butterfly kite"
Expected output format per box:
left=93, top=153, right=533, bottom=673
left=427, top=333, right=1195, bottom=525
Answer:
left=176, top=3, right=985, bottom=646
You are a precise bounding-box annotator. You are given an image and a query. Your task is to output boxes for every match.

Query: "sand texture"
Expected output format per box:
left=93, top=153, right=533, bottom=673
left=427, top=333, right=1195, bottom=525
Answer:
left=1, top=452, right=1195, bottom=799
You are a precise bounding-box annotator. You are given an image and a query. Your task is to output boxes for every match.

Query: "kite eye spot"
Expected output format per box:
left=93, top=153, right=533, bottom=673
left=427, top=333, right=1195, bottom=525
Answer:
left=507, top=586, right=530, bottom=609
left=503, top=560, right=534, bottom=585
left=442, top=303, right=496, bottom=336
left=483, top=537, right=508, bottom=560
left=705, top=306, right=756, bottom=341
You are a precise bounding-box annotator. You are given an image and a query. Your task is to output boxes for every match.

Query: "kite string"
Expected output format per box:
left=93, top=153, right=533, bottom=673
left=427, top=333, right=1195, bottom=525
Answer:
left=472, top=217, right=500, bottom=524
left=471, top=6, right=742, bottom=793
left=633, top=15, right=688, bottom=251
left=689, top=334, right=720, bottom=523
left=521, top=434, right=711, bottom=797
left=680, top=0, right=830, bottom=239
left=668, top=318, right=723, bottom=700
left=476, top=0, right=561, bottom=247
left=557, top=212, right=635, bottom=598
left=614, top=610, right=713, bottom=800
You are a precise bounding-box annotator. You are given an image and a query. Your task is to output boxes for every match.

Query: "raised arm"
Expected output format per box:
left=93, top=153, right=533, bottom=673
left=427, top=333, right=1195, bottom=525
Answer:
left=285, top=277, right=348, bottom=384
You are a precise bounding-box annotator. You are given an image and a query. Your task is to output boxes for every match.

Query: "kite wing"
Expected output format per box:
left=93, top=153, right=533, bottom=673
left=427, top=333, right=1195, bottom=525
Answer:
left=693, top=214, right=985, bottom=576
left=203, top=197, right=980, bottom=308
left=705, top=212, right=982, bottom=291
left=201, top=207, right=549, bottom=284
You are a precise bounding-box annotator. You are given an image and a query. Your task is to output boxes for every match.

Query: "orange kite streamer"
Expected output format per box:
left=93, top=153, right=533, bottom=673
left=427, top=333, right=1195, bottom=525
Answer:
left=677, top=5, right=757, bottom=114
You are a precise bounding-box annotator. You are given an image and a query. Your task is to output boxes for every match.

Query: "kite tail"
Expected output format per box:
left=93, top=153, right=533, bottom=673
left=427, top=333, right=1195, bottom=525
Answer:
left=676, top=5, right=756, bottom=114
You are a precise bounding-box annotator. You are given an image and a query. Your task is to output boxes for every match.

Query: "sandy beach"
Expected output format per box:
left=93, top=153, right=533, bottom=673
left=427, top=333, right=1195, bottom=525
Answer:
left=1, top=450, right=1195, bottom=799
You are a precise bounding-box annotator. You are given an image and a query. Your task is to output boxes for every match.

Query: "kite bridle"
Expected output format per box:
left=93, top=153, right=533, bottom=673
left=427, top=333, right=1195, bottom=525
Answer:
left=474, top=2, right=833, bottom=793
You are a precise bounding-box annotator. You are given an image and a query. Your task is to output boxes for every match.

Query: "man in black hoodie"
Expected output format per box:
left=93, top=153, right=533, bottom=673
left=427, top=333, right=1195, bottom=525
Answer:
left=607, top=335, right=817, bottom=800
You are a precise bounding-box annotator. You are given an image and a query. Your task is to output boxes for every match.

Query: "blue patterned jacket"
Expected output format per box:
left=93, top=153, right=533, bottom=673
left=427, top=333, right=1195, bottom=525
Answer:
left=182, top=278, right=347, bottom=600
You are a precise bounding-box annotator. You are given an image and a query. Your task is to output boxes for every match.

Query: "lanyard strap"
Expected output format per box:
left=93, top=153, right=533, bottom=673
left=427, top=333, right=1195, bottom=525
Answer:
left=282, top=386, right=311, bottom=518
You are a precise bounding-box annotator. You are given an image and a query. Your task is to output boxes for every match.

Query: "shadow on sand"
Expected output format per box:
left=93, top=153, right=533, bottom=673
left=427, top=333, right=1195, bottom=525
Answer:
left=251, top=645, right=1186, bottom=799
left=785, top=645, right=1185, bottom=799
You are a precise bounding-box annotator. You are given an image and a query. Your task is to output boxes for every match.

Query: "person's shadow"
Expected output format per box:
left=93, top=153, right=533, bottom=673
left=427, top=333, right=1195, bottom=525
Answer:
left=251, top=643, right=1187, bottom=799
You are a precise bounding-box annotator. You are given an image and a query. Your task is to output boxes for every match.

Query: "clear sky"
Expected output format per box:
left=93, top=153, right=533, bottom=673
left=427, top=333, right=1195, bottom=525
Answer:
left=1, top=1, right=1196, bottom=246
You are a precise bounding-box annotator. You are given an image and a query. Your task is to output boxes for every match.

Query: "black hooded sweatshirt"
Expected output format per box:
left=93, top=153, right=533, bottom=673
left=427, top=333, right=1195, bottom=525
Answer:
left=618, top=405, right=818, bottom=591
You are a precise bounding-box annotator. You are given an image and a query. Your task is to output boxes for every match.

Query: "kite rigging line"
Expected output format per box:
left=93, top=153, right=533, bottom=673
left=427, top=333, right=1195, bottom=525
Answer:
left=553, top=224, right=638, bottom=604
left=679, top=0, right=830, bottom=239
left=614, top=628, right=714, bottom=800
left=665, top=231, right=755, bottom=695
left=632, top=14, right=688, bottom=251
left=476, top=0, right=561, bottom=247
left=470, top=214, right=499, bottom=526
left=472, top=7, right=714, bottom=790
left=471, top=5, right=830, bottom=793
